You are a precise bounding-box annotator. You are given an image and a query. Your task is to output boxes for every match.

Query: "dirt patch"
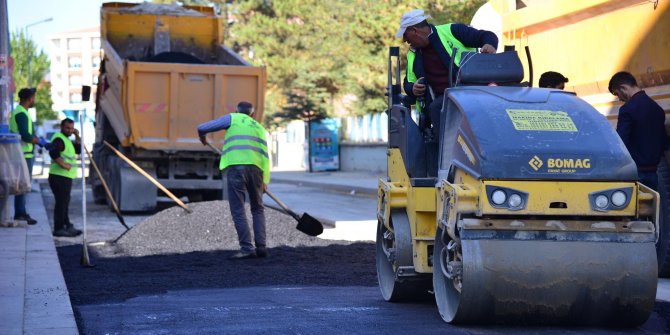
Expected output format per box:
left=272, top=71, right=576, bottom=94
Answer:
left=57, top=200, right=377, bottom=305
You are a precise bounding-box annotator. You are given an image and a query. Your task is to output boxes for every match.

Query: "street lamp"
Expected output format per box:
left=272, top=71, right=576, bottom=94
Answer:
left=25, top=17, right=52, bottom=87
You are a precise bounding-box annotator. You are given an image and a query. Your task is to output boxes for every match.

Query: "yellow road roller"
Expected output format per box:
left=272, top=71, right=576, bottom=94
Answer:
left=376, top=47, right=660, bottom=326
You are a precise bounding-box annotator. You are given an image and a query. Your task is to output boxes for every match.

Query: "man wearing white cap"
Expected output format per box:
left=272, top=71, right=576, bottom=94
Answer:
left=396, top=9, right=498, bottom=137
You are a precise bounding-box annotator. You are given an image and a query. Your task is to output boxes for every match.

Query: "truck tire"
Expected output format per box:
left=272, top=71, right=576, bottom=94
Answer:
left=657, top=159, right=670, bottom=277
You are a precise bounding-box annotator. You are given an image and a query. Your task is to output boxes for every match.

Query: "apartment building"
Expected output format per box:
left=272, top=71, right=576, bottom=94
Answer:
left=47, top=26, right=102, bottom=115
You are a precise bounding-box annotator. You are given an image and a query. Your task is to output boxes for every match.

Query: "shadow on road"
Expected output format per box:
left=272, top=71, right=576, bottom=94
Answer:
left=57, top=242, right=377, bottom=305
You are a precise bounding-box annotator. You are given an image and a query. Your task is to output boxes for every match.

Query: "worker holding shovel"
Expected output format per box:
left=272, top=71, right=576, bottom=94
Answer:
left=198, top=102, right=270, bottom=259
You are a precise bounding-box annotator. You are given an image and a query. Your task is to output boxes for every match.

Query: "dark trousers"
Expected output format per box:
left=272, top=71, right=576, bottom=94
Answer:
left=48, top=174, right=72, bottom=231
left=14, top=156, right=33, bottom=217
left=428, top=95, right=446, bottom=139
left=639, top=171, right=659, bottom=191
left=226, top=165, right=266, bottom=253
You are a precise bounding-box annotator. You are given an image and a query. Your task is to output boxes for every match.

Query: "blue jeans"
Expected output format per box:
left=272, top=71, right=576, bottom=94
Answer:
left=638, top=171, right=659, bottom=192
left=226, top=165, right=266, bottom=253
left=14, top=156, right=34, bottom=217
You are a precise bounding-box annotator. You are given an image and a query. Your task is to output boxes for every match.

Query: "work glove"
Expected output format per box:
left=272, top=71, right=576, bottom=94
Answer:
left=37, top=137, right=50, bottom=148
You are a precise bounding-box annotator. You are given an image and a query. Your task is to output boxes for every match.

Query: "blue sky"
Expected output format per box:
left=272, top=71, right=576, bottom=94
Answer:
left=7, top=0, right=142, bottom=56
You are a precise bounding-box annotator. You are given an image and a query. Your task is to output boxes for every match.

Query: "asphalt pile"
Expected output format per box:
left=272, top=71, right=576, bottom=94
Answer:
left=112, top=200, right=346, bottom=257
left=118, top=3, right=205, bottom=16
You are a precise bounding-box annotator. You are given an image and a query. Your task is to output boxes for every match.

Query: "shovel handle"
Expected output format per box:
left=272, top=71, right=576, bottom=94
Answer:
left=205, top=141, right=301, bottom=221
left=206, top=142, right=222, bottom=155
left=103, top=141, right=192, bottom=213
left=264, top=190, right=301, bottom=221
left=84, top=146, right=129, bottom=230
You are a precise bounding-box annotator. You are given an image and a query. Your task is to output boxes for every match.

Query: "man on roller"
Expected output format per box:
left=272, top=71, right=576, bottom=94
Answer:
left=396, top=9, right=498, bottom=137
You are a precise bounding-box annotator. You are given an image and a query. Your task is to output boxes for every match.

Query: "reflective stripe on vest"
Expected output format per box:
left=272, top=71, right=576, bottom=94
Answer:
left=9, top=105, right=34, bottom=158
left=219, top=113, right=270, bottom=184
left=49, top=132, right=78, bottom=179
left=406, top=24, right=476, bottom=113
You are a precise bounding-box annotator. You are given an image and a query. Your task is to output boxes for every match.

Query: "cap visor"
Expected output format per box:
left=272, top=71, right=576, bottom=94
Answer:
left=395, top=27, right=406, bottom=38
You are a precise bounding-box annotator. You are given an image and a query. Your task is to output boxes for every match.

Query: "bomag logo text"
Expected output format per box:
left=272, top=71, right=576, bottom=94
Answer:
left=547, top=158, right=591, bottom=169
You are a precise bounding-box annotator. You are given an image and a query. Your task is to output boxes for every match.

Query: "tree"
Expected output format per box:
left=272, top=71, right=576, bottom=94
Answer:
left=227, top=0, right=488, bottom=122
left=227, top=0, right=352, bottom=125
left=10, top=30, right=57, bottom=124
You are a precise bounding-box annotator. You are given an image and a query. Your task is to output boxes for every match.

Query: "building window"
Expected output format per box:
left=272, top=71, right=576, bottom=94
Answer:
left=69, top=57, right=81, bottom=68
left=69, top=75, right=82, bottom=87
left=92, top=37, right=101, bottom=50
left=92, top=56, right=101, bottom=68
left=92, top=75, right=99, bottom=85
left=70, top=93, right=82, bottom=103
left=67, top=38, right=81, bottom=51
left=55, top=56, right=61, bottom=64
left=51, top=39, right=61, bottom=49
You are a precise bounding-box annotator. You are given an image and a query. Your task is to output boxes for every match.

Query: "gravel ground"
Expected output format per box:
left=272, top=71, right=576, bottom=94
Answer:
left=110, top=201, right=342, bottom=257
left=57, top=200, right=376, bottom=306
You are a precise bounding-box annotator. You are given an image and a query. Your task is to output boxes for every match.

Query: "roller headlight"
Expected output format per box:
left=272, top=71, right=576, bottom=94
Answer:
left=589, top=187, right=633, bottom=211
left=491, top=189, right=507, bottom=205
left=486, top=185, right=528, bottom=210
left=595, top=195, right=609, bottom=209
left=508, top=193, right=523, bottom=208
left=611, top=190, right=627, bottom=207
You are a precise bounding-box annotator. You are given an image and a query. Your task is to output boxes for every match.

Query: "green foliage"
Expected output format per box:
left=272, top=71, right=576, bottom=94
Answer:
left=10, top=30, right=57, bottom=124
left=153, top=0, right=490, bottom=125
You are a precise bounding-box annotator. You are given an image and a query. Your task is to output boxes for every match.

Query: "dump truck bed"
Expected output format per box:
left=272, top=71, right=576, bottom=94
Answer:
left=99, top=2, right=266, bottom=152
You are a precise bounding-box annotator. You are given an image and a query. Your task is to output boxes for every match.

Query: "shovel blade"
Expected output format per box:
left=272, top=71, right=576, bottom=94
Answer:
left=296, top=212, right=324, bottom=236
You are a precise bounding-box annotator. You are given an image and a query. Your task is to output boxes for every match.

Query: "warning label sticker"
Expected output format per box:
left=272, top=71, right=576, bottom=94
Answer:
left=506, top=109, right=578, bottom=132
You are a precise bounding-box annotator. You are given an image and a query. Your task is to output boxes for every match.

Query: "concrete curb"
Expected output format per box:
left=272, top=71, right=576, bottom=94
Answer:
left=271, top=178, right=378, bottom=197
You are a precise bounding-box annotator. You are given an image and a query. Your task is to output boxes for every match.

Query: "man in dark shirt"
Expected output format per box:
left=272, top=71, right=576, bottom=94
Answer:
left=396, top=9, right=498, bottom=137
left=9, top=88, right=49, bottom=225
left=48, top=118, right=82, bottom=237
left=539, top=71, right=569, bottom=89
left=609, top=71, right=668, bottom=190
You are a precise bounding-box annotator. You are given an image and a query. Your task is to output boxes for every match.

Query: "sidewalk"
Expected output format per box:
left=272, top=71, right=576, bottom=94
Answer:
left=0, top=183, right=78, bottom=335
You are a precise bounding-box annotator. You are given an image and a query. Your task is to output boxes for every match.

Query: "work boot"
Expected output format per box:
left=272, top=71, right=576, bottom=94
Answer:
left=256, top=247, right=269, bottom=258
left=14, top=214, right=37, bottom=225
left=228, top=250, right=257, bottom=260
left=66, top=225, right=82, bottom=236
left=53, top=228, right=78, bottom=237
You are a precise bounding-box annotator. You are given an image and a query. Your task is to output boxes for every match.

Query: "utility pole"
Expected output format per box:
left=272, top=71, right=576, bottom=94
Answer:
left=0, top=0, right=11, bottom=129
left=0, top=0, right=21, bottom=225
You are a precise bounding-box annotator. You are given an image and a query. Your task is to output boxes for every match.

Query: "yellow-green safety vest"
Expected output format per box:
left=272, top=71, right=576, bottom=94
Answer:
left=219, top=113, right=270, bottom=184
left=9, top=105, right=34, bottom=158
left=49, top=132, right=78, bottom=179
left=407, top=24, right=476, bottom=113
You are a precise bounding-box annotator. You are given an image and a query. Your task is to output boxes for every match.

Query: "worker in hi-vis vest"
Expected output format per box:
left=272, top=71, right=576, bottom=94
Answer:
left=9, top=88, right=50, bottom=225
left=48, top=118, right=82, bottom=238
left=396, top=9, right=498, bottom=138
left=198, top=101, right=270, bottom=260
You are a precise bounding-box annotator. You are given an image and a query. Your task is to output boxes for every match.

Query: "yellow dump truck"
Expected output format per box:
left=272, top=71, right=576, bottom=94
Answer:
left=471, top=0, right=670, bottom=277
left=92, top=3, right=266, bottom=210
